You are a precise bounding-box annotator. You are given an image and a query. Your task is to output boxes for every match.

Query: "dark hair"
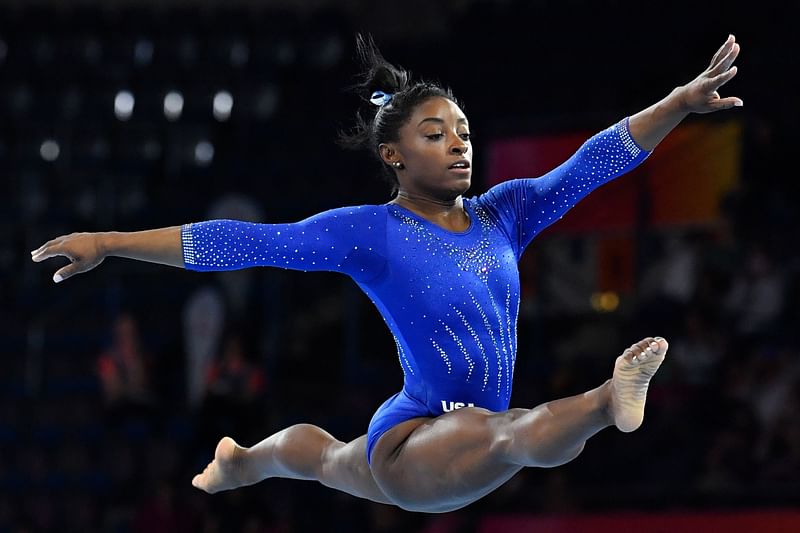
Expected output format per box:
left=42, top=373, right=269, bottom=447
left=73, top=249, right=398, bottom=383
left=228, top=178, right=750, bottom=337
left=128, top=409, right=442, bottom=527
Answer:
left=338, top=34, right=461, bottom=197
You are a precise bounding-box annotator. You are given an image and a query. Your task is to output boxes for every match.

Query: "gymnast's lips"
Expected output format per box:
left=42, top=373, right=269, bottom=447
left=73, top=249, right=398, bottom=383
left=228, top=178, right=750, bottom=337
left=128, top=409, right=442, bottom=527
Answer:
left=448, top=159, right=471, bottom=170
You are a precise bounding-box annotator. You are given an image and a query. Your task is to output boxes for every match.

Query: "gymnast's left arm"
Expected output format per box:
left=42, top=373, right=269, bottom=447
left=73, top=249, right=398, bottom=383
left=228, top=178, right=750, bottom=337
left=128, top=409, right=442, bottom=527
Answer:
left=629, top=34, right=742, bottom=151
left=477, top=35, right=743, bottom=258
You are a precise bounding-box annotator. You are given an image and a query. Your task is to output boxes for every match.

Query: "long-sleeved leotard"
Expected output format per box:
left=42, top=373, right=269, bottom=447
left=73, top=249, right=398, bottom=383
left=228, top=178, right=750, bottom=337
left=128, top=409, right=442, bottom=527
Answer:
left=181, top=117, right=651, bottom=462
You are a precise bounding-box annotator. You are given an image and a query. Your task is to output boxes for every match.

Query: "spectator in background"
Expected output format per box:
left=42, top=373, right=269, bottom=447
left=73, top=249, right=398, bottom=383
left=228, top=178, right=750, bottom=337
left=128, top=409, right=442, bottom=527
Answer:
left=724, top=245, right=785, bottom=337
left=760, top=376, right=800, bottom=486
left=200, top=331, right=266, bottom=444
left=750, top=347, right=800, bottom=460
left=96, top=313, right=154, bottom=413
left=183, top=285, right=226, bottom=409
left=655, top=233, right=701, bottom=305
left=671, top=309, right=724, bottom=387
left=206, top=332, right=266, bottom=403
left=696, top=400, right=758, bottom=498
left=638, top=231, right=705, bottom=340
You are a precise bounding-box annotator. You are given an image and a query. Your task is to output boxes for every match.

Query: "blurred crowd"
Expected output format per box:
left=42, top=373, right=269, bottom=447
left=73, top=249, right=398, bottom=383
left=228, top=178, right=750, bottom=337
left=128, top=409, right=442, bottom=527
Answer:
left=3, top=1, right=798, bottom=532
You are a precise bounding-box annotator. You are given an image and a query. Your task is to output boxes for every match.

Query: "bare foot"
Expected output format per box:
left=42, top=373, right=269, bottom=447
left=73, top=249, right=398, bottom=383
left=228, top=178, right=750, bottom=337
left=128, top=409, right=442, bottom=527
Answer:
left=192, top=436, right=253, bottom=494
left=610, top=337, right=667, bottom=433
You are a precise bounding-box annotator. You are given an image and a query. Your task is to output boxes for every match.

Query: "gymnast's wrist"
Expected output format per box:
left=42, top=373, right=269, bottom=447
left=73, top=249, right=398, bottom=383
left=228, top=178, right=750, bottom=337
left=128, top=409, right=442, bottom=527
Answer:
left=667, top=86, right=694, bottom=116
left=96, top=231, right=114, bottom=257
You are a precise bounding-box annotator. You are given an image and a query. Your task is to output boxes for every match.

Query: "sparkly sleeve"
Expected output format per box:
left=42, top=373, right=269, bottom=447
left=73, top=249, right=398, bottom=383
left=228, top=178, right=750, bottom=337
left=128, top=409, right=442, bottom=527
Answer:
left=181, top=205, right=387, bottom=283
left=477, top=117, right=651, bottom=259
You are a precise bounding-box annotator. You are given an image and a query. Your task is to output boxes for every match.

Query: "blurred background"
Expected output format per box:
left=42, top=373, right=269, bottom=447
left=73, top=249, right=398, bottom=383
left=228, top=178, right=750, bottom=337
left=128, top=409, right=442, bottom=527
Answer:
left=4, top=0, right=799, bottom=531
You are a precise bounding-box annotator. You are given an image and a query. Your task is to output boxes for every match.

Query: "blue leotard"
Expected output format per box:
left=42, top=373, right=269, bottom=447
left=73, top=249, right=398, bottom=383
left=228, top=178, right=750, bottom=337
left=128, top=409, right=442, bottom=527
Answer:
left=181, top=117, right=650, bottom=464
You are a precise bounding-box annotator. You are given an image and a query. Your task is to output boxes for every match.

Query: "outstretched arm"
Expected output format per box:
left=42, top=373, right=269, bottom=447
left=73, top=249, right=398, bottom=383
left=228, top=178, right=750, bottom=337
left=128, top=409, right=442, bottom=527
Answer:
left=31, top=227, right=184, bottom=283
left=478, top=35, right=744, bottom=258
left=629, top=34, right=742, bottom=151
left=31, top=205, right=388, bottom=284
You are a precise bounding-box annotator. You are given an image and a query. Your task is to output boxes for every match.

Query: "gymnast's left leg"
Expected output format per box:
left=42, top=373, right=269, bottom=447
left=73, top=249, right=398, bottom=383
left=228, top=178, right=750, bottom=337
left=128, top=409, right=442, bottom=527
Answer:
left=192, top=424, right=392, bottom=504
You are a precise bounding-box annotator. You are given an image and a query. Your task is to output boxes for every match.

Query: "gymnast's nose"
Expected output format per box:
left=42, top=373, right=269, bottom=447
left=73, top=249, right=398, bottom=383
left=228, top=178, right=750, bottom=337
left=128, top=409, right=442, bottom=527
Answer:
left=450, top=139, right=468, bottom=155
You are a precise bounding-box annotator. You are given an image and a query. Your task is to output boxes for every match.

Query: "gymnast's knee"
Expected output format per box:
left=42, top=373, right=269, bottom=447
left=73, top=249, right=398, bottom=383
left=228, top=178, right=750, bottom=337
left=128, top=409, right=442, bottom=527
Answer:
left=273, top=423, right=340, bottom=479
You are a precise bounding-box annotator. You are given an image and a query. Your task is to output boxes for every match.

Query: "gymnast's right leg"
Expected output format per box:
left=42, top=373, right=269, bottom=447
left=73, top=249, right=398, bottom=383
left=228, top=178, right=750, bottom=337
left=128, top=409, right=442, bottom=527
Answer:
left=368, top=337, right=668, bottom=513
left=192, top=424, right=393, bottom=505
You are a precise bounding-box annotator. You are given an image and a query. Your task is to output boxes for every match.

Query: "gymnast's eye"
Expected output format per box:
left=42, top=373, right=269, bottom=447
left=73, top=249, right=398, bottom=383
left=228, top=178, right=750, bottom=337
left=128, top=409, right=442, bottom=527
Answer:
left=426, top=133, right=444, bottom=140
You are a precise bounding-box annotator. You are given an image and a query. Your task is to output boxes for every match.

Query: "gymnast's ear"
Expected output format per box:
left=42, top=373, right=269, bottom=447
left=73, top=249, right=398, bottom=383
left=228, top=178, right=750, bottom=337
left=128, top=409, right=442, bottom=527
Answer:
left=378, top=143, right=396, bottom=166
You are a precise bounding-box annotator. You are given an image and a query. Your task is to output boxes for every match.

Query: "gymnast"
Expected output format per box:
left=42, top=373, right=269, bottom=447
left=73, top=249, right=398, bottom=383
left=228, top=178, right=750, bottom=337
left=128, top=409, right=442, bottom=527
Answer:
left=31, top=34, right=742, bottom=512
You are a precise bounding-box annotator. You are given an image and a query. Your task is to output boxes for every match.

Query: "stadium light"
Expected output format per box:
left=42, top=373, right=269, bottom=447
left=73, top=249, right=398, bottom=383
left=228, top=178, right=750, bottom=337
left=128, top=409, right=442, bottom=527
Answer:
left=194, top=141, right=214, bottom=166
left=213, top=91, right=233, bottom=121
left=114, top=90, right=135, bottom=121
left=40, top=140, right=60, bottom=162
left=164, top=91, right=184, bottom=121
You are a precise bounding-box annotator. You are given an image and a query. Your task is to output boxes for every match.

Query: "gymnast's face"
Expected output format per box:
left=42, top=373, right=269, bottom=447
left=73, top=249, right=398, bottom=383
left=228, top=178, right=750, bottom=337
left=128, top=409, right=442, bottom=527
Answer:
left=383, top=97, right=472, bottom=201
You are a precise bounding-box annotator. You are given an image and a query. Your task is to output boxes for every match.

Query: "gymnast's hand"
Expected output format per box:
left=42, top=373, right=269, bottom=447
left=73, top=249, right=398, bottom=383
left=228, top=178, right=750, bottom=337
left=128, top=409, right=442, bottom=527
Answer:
left=677, top=34, right=743, bottom=113
left=30, top=233, right=106, bottom=283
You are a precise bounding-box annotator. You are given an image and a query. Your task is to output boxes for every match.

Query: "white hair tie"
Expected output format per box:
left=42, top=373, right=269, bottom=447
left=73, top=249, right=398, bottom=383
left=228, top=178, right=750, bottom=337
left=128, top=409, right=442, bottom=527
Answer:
left=370, top=90, right=393, bottom=106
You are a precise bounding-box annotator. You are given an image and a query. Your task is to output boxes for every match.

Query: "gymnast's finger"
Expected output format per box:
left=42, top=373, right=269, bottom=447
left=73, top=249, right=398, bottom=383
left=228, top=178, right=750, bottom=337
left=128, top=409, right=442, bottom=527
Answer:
left=31, top=244, right=71, bottom=263
left=708, top=42, right=740, bottom=78
left=707, top=96, right=744, bottom=111
left=708, top=34, right=735, bottom=70
left=30, top=238, right=60, bottom=258
left=703, top=65, right=738, bottom=92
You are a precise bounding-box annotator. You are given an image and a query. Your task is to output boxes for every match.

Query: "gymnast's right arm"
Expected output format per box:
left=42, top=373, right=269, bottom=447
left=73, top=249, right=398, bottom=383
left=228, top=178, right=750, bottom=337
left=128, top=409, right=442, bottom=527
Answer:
left=31, top=205, right=387, bottom=284
left=32, top=226, right=184, bottom=282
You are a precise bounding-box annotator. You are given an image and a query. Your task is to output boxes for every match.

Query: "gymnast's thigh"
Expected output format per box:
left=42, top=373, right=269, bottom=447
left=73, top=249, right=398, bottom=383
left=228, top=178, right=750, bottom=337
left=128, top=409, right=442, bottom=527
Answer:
left=369, top=407, right=526, bottom=513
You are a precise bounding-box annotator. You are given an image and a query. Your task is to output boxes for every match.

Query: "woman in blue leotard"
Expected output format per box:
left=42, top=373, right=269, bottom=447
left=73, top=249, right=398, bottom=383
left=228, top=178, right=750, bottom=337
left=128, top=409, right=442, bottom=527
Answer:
left=32, top=34, right=743, bottom=512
